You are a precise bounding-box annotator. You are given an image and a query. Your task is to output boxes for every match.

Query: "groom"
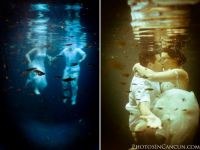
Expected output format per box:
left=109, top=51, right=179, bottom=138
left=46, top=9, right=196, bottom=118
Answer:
left=126, top=50, right=163, bottom=133
left=51, top=45, right=86, bottom=105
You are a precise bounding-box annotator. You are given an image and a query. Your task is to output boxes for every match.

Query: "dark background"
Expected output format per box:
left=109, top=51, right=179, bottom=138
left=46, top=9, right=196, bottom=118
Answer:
left=0, top=0, right=99, bottom=150
left=102, top=0, right=200, bottom=149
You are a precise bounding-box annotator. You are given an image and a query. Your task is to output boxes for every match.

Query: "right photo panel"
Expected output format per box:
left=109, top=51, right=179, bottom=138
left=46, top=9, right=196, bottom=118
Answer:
left=102, top=0, right=200, bottom=149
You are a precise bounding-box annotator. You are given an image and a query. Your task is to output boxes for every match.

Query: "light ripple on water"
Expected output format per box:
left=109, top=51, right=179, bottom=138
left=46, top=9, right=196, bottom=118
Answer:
left=128, top=0, right=200, bottom=51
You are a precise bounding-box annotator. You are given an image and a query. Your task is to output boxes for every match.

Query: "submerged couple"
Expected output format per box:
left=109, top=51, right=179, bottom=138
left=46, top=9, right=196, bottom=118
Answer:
left=25, top=44, right=86, bottom=105
left=126, top=48, right=199, bottom=142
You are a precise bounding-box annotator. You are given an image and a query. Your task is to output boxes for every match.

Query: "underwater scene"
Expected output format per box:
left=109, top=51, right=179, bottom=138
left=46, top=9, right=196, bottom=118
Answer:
left=0, top=0, right=99, bottom=150
left=102, top=0, right=200, bottom=149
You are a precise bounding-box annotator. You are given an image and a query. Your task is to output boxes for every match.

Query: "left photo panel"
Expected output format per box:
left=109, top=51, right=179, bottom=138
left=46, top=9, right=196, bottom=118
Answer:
left=0, top=0, right=99, bottom=149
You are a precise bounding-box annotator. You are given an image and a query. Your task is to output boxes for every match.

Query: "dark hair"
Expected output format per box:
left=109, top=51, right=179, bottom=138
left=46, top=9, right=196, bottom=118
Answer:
left=139, top=50, right=160, bottom=67
left=163, top=48, right=186, bottom=66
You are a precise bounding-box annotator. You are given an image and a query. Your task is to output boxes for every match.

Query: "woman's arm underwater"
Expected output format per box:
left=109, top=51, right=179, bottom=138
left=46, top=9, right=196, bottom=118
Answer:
left=133, top=63, right=189, bottom=82
left=25, top=48, right=38, bottom=63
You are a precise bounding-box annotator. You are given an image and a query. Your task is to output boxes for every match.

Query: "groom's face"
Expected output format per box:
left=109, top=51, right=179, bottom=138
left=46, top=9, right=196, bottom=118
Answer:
left=147, top=54, right=162, bottom=72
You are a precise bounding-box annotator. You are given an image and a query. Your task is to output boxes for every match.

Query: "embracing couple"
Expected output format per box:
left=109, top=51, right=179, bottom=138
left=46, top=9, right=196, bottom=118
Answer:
left=126, top=48, right=199, bottom=144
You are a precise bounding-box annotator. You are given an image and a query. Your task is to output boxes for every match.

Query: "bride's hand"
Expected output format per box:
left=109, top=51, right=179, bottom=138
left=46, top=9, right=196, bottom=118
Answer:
left=132, top=63, right=140, bottom=73
left=133, top=63, right=150, bottom=77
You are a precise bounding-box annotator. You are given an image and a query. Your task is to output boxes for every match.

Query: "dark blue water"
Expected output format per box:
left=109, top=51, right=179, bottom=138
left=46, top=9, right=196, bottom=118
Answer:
left=0, top=2, right=99, bottom=150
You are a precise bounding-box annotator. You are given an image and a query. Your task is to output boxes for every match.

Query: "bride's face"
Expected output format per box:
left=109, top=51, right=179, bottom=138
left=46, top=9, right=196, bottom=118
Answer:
left=161, top=52, right=178, bottom=70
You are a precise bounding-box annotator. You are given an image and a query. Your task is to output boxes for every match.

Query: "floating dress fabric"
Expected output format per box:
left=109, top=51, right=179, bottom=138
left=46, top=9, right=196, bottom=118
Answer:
left=152, top=87, right=199, bottom=144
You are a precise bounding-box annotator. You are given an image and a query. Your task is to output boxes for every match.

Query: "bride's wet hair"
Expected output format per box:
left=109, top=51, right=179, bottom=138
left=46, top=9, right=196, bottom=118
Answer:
left=163, top=47, right=187, bottom=66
